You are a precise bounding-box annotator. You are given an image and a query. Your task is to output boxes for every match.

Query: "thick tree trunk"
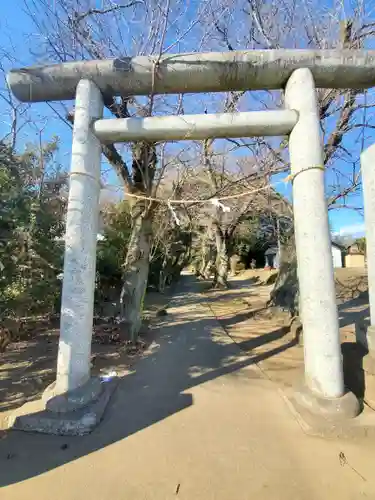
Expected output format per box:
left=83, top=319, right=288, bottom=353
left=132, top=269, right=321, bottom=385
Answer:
left=269, top=233, right=299, bottom=317
left=120, top=209, right=153, bottom=342
left=203, top=256, right=215, bottom=279
left=213, top=228, right=230, bottom=288
left=198, top=242, right=215, bottom=279
left=158, top=255, right=175, bottom=293
left=203, top=261, right=213, bottom=278
left=199, top=255, right=208, bottom=277
left=120, top=140, right=156, bottom=342
left=158, top=260, right=168, bottom=293
left=215, top=249, right=229, bottom=287
left=198, top=238, right=210, bottom=277
left=229, top=254, right=240, bottom=276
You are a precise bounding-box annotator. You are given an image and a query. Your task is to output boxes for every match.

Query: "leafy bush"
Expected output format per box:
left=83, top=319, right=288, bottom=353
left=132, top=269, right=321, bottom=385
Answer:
left=0, top=141, right=65, bottom=318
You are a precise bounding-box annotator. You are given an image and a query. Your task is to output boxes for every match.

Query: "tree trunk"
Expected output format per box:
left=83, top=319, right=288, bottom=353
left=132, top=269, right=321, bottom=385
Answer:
left=203, top=258, right=215, bottom=279
left=199, top=254, right=208, bottom=277
left=199, top=238, right=210, bottom=277
left=120, top=140, right=156, bottom=342
left=215, top=247, right=229, bottom=287
left=213, top=228, right=230, bottom=288
left=199, top=242, right=215, bottom=279
left=158, top=260, right=167, bottom=294
left=268, top=233, right=299, bottom=317
left=120, top=207, right=153, bottom=342
left=229, top=254, right=240, bottom=276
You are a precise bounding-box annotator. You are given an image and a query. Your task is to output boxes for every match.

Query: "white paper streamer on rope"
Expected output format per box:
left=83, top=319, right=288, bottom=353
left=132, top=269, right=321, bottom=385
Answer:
left=102, top=173, right=295, bottom=204
left=167, top=201, right=181, bottom=226
left=211, top=198, right=231, bottom=212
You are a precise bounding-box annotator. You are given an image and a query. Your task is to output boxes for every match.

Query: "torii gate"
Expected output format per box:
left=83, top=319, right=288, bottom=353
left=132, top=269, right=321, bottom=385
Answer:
left=7, top=50, right=375, bottom=435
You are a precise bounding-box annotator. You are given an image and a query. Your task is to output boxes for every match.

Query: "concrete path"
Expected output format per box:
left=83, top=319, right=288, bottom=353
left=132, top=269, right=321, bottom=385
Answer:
left=0, top=275, right=374, bottom=499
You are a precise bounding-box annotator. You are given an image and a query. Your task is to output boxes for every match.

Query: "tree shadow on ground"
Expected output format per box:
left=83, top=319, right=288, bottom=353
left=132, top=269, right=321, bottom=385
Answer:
left=0, top=275, right=296, bottom=488
left=213, top=307, right=280, bottom=328
left=337, top=291, right=369, bottom=330
left=0, top=285, right=179, bottom=415
left=0, top=332, right=57, bottom=413
left=342, top=341, right=367, bottom=403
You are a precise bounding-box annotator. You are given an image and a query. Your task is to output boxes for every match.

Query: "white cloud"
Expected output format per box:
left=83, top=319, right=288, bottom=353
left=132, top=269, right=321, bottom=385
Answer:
left=333, top=222, right=365, bottom=237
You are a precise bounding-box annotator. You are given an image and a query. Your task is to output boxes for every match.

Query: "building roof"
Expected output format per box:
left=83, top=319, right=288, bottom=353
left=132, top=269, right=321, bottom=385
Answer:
left=347, top=243, right=365, bottom=255
left=331, top=241, right=345, bottom=251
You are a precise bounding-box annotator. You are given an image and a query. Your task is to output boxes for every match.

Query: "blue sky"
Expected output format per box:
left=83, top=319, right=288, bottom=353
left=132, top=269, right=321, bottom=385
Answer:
left=0, top=2, right=74, bottom=169
left=0, top=0, right=371, bottom=237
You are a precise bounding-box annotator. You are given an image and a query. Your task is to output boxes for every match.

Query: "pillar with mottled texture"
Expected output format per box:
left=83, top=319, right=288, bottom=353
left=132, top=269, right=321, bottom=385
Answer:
left=360, top=145, right=375, bottom=352
left=56, top=79, right=103, bottom=394
left=285, top=68, right=344, bottom=399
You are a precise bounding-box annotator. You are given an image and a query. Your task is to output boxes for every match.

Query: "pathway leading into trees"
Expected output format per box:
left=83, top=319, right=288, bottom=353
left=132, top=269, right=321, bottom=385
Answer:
left=0, top=273, right=374, bottom=499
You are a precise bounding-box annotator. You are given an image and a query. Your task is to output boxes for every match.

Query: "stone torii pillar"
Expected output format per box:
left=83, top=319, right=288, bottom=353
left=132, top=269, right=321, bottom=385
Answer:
left=285, top=68, right=359, bottom=420
left=357, top=145, right=375, bottom=407
left=54, top=79, right=103, bottom=398
left=360, top=144, right=375, bottom=352
left=10, top=80, right=117, bottom=435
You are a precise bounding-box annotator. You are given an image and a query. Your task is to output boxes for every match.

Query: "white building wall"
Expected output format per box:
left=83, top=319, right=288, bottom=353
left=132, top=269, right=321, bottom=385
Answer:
left=331, top=245, right=343, bottom=268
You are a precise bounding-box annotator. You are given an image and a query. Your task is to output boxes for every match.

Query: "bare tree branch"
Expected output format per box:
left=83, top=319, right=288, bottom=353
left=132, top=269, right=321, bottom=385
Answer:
left=70, top=2, right=143, bottom=25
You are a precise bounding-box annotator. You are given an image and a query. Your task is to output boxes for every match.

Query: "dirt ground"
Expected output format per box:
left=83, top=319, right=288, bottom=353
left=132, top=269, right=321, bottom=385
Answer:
left=0, top=288, right=173, bottom=430
left=0, top=267, right=369, bottom=431
left=200, top=267, right=369, bottom=391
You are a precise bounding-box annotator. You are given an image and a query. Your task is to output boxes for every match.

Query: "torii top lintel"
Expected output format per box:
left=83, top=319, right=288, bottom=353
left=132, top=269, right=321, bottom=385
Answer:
left=7, top=49, right=375, bottom=103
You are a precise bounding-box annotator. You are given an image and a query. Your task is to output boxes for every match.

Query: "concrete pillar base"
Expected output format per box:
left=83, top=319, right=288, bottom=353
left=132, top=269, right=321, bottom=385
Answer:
left=43, top=377, right=103, bottom=413
left=290, top=384, right=360, bottom=423
left=280, top=385, right=375, bottom=439
left=7, top=378, right=118, bottom=436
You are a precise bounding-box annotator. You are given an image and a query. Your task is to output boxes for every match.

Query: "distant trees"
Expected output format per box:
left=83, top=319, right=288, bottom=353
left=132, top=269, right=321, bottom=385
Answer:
left=96, top=197, right=192, bottom=305
left=0, top=139, right=66, bottom=318
left=355, top=237, right=366, bottom=255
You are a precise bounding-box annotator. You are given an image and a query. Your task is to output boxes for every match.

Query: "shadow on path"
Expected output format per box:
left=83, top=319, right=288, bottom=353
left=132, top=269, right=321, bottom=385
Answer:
left=0, top=275, right=294, bottom=488
left=338, top=292, right=369, bottom=330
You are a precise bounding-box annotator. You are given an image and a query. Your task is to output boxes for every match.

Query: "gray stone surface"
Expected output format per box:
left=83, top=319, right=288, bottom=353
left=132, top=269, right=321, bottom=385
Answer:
left=7, top=50, right=375, bottom=103
left=7, top=379, right=118, bottom=436
left=292, top=384, right=360, bottom=421
left=55, top=79, right=103, bottom=396
left=277, top=384, right=375, bottom=439
left=43, top=377, right=103, bottom=413
left=285, top=68, right=345, bottom=399
left=361, top=145, right=375, bottom=329
left=281, top=390, right=375, bottom=442
left=93, top=110, right=298, bottom=143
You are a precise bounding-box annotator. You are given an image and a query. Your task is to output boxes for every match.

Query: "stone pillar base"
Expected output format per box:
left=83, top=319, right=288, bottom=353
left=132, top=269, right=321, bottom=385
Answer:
left=43, top=377, right=103, bottom=413
left=7, top=377, right=118, bottom=436
left=280, top=383, right=363, bottom=438
left=292, top=384, right=360, bottom=422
